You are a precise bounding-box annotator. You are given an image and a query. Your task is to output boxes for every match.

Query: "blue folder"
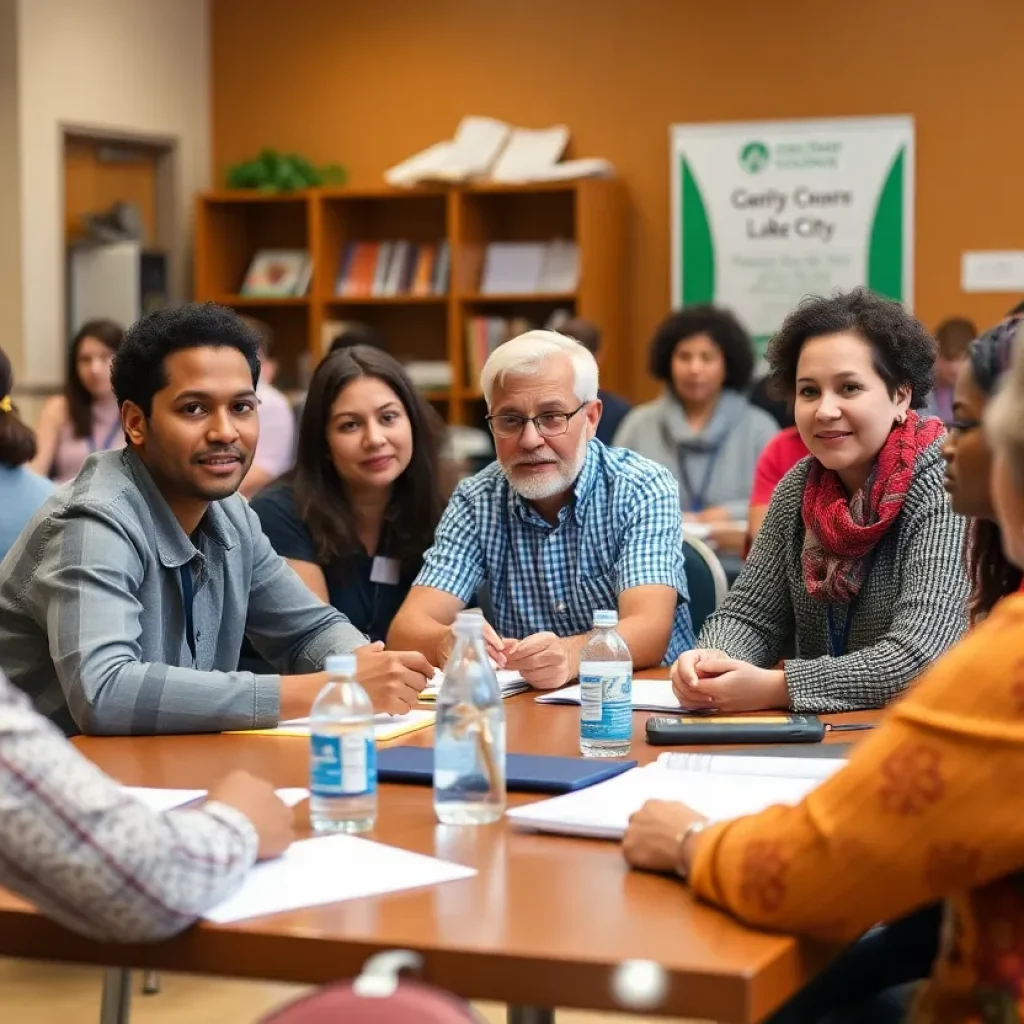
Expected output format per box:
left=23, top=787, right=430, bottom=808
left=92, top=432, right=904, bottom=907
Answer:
left=377, top=747, right=637, bottom=795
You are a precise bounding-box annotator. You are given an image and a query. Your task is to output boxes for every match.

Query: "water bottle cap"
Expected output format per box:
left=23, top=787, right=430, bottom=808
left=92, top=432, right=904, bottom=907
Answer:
left=453, top=610, right=485, bottom=635
left=324, top=654, right=357, bottom=676
left=593, top=609, right=618, bottom=628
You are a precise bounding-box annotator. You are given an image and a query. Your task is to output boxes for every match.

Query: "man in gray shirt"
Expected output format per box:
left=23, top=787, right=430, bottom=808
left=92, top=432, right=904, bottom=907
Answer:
left=0, top=304, right=431, bottom=735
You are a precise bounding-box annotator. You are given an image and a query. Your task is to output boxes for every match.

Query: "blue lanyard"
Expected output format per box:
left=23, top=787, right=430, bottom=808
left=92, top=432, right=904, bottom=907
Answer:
left=179, top=564, right=196, bottom=663
left=826, top=604, right=854, bottom=657
left=88, top=417, right=121, bottom=454
left=676, top=447, right=722, bottom=514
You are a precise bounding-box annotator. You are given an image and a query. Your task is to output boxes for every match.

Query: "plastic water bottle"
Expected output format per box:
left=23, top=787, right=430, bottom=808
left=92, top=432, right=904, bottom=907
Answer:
left=433, top=611, right=506, bottom=825
left=579, top=610, right=633, bottom=758
left=309, top=654, right=377, bottom=834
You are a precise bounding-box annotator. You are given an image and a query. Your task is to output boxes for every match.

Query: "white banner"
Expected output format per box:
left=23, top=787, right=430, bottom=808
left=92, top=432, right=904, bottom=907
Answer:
left=671, top=116, right=914, bottom=351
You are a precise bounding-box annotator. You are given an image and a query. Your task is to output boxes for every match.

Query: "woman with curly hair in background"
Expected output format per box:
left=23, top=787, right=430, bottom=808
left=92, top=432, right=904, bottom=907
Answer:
left=670, top=289, right=969, bottom=714
left=613, top=305, right=778, bottom=558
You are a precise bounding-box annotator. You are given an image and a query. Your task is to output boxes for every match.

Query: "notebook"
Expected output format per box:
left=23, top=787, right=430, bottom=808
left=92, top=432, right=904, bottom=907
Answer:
left=377, top=747, right=637, bottom=794
left=228, top=709, right=436, bottom=742
left=420, top=668, right=530, bottom=702
left=505, top=750, right=848, bottom=840
left=535, top=679, right=684, bottom=713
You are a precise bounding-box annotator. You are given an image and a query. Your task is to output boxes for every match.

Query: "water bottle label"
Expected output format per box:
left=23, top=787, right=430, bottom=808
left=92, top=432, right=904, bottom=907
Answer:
left=579, top=664, right=632, bottom=741
left=310, top=734, right=377, bottom=797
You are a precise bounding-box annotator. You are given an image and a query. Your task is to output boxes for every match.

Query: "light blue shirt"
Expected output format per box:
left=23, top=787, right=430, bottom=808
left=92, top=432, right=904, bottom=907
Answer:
left=0, top=464, right=54, bottom=562
left=414, top=440, right=694, bottom=662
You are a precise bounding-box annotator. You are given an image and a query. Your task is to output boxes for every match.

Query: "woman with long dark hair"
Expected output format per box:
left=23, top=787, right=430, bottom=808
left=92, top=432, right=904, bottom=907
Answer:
left=29, top=319, right=125, bottom=482
left=942, top=314, right=1024, bottom=619
left=250, top=345, right=447, bottom=642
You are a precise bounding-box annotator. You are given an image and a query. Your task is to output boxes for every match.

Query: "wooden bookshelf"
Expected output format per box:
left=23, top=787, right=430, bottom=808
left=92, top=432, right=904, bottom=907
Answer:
left=194, top=179, right=627, bottom=426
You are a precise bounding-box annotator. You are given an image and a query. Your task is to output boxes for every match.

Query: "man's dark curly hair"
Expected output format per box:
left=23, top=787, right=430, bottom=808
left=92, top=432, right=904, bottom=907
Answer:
left=765, top=289, right=936, bottom=409
left=112, top=303, right=262, bottom=419
left=648, top=304, right=755, bottom=393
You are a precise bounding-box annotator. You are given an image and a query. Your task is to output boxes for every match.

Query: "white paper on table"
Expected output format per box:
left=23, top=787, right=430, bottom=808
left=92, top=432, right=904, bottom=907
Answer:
left=535, top=679, right=682, bottom=712
left=123, top=787, right=206, bottom=812
left=125, top=786, right=311, bottom=811
left=204, top=834, right=477, bottom=924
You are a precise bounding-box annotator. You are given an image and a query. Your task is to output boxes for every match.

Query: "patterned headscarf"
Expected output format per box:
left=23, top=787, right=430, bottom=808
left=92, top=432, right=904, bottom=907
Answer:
left=969, top=314, right=1024, bottom=396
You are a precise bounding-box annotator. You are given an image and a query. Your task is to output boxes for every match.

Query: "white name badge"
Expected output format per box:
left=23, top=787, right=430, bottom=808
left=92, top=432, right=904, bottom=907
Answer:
left=370, top=556, right=401, bottom=586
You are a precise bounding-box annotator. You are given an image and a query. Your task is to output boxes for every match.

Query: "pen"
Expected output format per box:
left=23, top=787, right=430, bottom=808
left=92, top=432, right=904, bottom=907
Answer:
left=825, top=723, right=876, bottom=733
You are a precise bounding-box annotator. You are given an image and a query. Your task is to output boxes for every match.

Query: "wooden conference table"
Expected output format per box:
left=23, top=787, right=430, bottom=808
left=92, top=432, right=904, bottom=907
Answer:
left=0, top=672, right=879, bottom=1024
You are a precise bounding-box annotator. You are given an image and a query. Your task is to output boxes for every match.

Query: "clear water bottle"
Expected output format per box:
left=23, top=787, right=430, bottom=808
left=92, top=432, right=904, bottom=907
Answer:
left=579, top=609, right=633, bottom=758
left=433, top=611, right=506, bottom=825
left=309, top=654, right=377, bottom=834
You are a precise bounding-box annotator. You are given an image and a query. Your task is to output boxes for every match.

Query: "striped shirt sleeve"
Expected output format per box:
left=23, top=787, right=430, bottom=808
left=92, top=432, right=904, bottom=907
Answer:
left=0, top=670, right=258, bottom=942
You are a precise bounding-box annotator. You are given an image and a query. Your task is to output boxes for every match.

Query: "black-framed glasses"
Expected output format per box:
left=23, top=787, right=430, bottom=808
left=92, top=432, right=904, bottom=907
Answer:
left=944, top=418, right=983, bottom=437
left=485, top=402, right=590, bottom=439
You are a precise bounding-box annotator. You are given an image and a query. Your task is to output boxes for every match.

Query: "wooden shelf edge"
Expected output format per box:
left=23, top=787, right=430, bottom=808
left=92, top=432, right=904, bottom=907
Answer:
left=200, top=190, right=313, bottom=204
left=209, top=295, right=311, bottom=307
left=460, top=292, right=577, bottom=304
left=320, top=294, right=449, bottom=306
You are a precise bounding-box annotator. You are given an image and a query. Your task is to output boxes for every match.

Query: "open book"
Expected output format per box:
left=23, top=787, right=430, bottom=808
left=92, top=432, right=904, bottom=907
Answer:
left=535, top=679, right=681, bottom=712
left=505, top=751, right=847, bottom=840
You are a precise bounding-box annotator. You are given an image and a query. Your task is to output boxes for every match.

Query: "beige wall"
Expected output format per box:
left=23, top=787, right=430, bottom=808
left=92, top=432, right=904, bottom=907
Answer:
left=16, top=0, right=210, bottom=388
left=0, top=0, right=22, bottom=383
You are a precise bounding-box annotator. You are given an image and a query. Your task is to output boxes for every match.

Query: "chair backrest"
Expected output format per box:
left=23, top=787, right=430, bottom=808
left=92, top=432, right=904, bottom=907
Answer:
left=682, top=532, right=729, bottom=636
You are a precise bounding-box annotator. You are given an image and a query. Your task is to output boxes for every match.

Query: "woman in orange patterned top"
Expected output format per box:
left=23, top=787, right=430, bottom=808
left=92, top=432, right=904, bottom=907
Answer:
left=623, top=320, right=1024, bottom=1023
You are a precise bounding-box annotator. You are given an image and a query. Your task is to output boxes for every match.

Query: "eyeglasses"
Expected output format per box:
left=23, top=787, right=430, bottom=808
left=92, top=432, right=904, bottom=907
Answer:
left=944, top=418, right=983, bottom=437
left=486, top=402, right=590, bottom=439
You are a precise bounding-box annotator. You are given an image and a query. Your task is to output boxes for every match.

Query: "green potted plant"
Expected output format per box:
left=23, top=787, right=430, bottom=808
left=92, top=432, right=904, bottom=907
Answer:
left=225, top=149, right=347, bottom=193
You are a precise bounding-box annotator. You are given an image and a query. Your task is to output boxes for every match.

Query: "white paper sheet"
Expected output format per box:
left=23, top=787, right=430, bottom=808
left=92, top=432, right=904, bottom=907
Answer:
left=535, top=679, right=681, bottom=712
left=204, top=834, right=477, bottom=924
left=124, top=787, right=205, bottom=812
left=125, top=787, right=311, bottom=812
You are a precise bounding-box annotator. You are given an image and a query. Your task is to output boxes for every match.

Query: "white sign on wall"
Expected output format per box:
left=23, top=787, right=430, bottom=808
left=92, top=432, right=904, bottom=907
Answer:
left=671, top=116, right=914, bottom=351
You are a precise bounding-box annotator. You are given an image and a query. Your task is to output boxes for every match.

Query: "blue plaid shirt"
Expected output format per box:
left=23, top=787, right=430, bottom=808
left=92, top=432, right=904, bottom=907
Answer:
left=415, top=440, right=694, bottom=662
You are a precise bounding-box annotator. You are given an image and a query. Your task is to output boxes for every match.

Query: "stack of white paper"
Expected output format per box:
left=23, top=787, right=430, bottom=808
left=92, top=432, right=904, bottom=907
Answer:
left=205, top=834, right=477, bottom=923
left=535, top=679, right=681, bottom=713
left=421, top=668, right=529, bottom=701
left=506, top=758, right=841, bottom=840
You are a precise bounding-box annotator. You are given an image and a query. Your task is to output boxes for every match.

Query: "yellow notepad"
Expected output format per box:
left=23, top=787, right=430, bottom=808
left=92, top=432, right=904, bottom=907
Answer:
left=227, top=709, right=436, bottom=742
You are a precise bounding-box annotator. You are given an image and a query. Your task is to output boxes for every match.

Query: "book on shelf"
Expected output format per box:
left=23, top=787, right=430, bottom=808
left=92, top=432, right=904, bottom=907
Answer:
left=403, top=361, right=453, bottom=391
left=479, top=240, right=579, bottom=295
left=240, top=249, right=312, bottom=297
left=465, top=315, right=535, bottom=381
left=335, top=240, right=449, bottom=298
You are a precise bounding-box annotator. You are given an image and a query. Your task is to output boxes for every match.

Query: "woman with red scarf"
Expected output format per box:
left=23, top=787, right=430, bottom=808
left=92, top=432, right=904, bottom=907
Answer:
left=671, top=289, right=969, bottom=713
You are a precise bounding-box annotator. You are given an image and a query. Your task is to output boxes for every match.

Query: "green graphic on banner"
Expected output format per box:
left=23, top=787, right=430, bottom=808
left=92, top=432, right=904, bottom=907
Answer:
left=680, top=158, right=715, bottom=306
left=867, top=147, right=906, bottom=302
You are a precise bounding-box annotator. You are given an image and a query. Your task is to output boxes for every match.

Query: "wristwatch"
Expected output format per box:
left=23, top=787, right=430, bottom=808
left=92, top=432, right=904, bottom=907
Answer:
left=674, top=818, right=708, bottom=880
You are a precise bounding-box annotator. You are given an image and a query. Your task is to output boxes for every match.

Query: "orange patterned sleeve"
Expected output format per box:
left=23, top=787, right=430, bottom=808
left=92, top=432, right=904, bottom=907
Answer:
left=689, top=595, right=1024, bottom=943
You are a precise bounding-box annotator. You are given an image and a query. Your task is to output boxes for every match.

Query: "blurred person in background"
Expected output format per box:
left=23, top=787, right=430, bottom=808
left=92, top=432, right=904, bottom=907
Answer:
left=29, top=319, right=125, bottom=482
left=238, top=316, right=295, bottom=499
left=614, top=305, right=777, bottom=562
left=0, top=346, right=54, bottom=561
left=925, top=316, right=977, bottom=424
left=559, top=316, right=631, bottom=445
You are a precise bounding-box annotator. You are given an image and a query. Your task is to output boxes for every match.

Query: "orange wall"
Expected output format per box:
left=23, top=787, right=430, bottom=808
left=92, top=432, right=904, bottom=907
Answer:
left=211, top=0, right=1024, bottom=400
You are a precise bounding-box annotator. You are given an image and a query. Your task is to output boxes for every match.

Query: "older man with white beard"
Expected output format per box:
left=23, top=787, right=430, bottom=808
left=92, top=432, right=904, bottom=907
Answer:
left=388, top=331, right=694, bottom=690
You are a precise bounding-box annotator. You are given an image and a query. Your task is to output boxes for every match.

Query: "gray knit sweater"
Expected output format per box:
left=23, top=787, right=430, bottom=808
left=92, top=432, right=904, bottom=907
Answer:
left=699, top=439, right=969, bottom=712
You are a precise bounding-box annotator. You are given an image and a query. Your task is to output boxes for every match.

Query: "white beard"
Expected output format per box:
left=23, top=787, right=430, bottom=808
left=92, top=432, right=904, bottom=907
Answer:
left=502, top=431, right=589, bottom=501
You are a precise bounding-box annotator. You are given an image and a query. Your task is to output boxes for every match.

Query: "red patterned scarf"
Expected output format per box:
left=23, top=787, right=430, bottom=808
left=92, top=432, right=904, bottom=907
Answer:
left=801, top=411, right=944, bottom=603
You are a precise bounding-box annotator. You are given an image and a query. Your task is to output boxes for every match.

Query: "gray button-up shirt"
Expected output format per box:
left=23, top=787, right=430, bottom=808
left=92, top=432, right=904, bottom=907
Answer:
left=0, top=449, right=367, bottom=735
